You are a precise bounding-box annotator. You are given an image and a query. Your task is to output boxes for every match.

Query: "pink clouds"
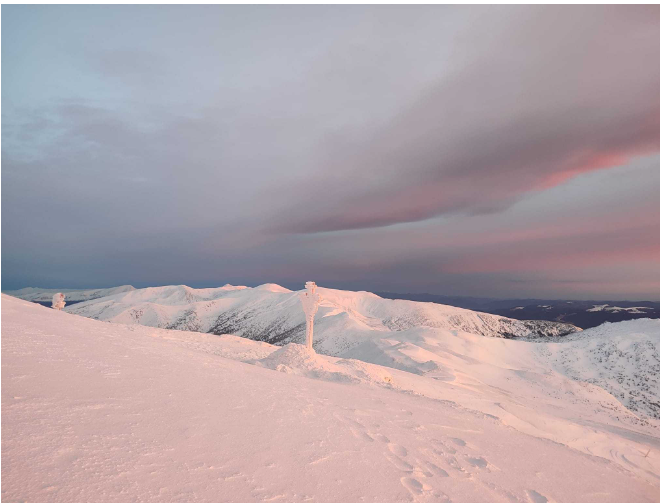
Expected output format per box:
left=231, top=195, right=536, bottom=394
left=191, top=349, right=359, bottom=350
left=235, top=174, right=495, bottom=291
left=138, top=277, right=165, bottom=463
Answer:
left=267, top=7, right=660, bottom=234
left=443, top=238, right=660, bottom=275
left=3, top=6, right=659, bottom=299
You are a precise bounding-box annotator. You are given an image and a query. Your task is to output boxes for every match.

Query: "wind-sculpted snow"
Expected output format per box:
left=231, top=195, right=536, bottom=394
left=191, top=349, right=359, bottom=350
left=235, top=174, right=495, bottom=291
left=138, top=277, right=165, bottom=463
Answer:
left=539, top=319, right=660, bottom=419
left=64, top=284, right=579, bottom=357
left=255, top=343, right=395, bottom=387
left=3, top=294, right=659, bottom=502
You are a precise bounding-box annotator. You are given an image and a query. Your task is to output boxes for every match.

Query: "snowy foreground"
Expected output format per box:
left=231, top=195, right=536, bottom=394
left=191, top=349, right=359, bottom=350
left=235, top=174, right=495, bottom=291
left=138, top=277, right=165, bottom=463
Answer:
left=2, top=294, right=660, bottom=502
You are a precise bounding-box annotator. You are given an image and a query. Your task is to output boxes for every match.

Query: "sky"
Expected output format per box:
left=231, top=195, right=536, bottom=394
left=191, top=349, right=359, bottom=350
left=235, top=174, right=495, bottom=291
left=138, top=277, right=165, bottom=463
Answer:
left=2, top=5, right=660, bottom=300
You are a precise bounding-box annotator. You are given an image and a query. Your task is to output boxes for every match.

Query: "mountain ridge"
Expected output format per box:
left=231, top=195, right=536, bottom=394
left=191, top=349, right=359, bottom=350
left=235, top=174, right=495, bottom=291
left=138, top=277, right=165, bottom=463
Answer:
left=3, top=285, right=136, bottom=304
left=59, top=284, right=580, bottom=358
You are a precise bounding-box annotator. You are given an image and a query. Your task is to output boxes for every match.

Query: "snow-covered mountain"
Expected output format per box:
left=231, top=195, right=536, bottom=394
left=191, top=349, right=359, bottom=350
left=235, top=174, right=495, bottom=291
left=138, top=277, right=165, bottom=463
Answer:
left=540, top=319, right=660, bottom=419
left=64, top=284, right=579, bottom=356
left=3, top=294, right=659, bottom=502
left=4, top=285, right=135, bottom=303
left=60, top=284, right=660, bottom=419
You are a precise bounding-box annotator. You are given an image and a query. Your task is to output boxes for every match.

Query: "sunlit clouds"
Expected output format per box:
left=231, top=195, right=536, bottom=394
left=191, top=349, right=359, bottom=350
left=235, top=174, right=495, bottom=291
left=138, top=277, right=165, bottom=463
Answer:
left=2, top=5, right=659, bottom=299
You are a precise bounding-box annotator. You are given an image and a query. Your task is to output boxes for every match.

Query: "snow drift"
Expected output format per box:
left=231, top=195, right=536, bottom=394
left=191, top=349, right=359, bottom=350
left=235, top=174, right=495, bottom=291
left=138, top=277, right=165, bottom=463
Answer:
left=3, top=294, right=659, bottom=502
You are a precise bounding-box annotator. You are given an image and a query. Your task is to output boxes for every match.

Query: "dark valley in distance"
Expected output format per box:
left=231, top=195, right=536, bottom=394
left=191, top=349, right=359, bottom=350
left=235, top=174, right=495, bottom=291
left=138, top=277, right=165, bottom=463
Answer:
left=375, top=293, right=660, bottom=329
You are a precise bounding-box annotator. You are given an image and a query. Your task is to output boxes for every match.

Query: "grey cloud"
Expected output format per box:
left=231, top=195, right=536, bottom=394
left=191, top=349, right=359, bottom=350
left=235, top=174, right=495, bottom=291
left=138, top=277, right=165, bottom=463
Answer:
left=2, top=5, right=660, bottom=299
left=266, top=6, right=660, bottom=233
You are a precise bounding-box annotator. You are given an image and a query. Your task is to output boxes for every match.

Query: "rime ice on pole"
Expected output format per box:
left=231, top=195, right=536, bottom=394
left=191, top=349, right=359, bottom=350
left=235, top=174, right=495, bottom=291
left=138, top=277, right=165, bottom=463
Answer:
left=52, top=293, right=66, bottom=310
left=299, top=281, right=322, bottom=351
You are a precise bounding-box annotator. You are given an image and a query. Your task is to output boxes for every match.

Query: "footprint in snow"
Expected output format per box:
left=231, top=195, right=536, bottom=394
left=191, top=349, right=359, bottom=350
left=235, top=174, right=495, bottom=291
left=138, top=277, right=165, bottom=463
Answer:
left=400, top=477, right=426, bottom=496
left=384, top=453, right=414, bottom=473
left=425, top=462, right=449, bottom=477
left=350, top=427, right=374, bottom=442
left=432, top=441, right=457, bottom=455
left=388, top=443, right=408, bottom=457
left=526, top=489, right=548, bottom=503
left=443, top=455, right=468, bottom=475
left=466, top=456, right=488, bottom=468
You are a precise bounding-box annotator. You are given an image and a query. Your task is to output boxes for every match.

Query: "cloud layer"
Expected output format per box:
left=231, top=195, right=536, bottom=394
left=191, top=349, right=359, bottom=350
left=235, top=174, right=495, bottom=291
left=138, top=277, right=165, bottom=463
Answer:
left=2, top=6, right=659, bottom=299
left=269, top=6, right=660, bottom=233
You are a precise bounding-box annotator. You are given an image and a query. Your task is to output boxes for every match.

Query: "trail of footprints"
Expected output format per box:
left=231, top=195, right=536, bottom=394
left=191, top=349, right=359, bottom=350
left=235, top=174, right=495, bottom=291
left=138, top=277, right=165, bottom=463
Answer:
left=333, top=409, right=548, bottom=503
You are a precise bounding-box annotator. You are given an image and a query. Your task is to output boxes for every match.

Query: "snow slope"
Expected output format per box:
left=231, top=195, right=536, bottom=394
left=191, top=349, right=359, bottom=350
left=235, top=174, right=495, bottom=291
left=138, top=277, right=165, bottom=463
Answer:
left=540, top=320, right=660, bottom=419
left=3, top=295, right=660, bottom=502
left=64, top=284, right=579, bottom=357
left=4, top=285, right=135, bottom=303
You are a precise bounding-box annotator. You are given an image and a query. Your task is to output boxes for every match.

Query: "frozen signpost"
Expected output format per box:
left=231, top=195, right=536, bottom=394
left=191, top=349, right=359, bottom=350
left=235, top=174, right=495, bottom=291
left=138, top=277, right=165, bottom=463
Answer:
left=52, top=293, right=66, bottom=311
left=299, top=281, right=322, bottom=351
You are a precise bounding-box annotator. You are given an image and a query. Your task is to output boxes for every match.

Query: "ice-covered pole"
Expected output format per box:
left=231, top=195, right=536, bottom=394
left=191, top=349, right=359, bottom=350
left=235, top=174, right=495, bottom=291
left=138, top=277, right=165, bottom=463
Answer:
left=299, top=281, right=322, bottom=351
left=52, top=293, right=66, bottom=311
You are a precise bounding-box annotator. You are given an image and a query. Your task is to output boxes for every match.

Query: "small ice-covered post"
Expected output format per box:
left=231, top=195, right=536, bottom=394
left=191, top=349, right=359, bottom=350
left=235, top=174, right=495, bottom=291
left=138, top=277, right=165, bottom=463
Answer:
left=299, top=281, right=322, bottom=351
left=52, top=293, right=66, bottom=311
